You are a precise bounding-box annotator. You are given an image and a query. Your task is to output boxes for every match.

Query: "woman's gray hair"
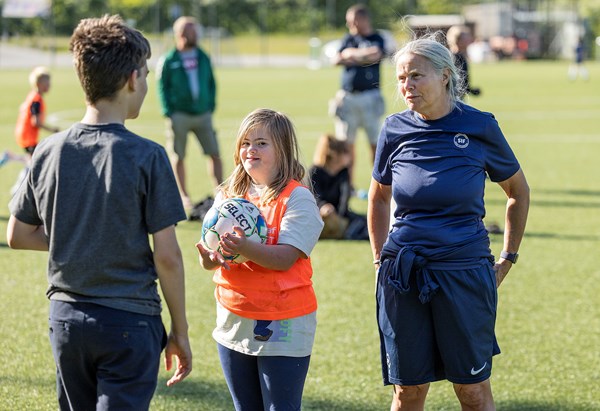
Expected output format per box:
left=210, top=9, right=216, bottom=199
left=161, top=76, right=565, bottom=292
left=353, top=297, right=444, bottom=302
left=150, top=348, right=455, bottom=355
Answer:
left=393, top=32, right=466, bottom=107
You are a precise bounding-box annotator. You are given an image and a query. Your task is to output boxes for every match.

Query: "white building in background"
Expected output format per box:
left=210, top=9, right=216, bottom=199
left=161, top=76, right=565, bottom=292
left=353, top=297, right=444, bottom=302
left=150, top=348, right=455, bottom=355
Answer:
left=405, top=2, right=587, bottom=60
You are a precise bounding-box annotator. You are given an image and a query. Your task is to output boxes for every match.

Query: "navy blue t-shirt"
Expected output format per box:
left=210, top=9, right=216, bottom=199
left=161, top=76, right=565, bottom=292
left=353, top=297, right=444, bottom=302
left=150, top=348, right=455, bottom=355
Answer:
left=373, top=102, right=520, bottom=262
left=339, top=32, right=385, bottom=92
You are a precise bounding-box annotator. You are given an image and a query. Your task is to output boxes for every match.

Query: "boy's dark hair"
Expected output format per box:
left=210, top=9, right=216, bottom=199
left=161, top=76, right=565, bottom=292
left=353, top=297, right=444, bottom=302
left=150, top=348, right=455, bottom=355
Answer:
left=69, top=14, right=151, bottom=104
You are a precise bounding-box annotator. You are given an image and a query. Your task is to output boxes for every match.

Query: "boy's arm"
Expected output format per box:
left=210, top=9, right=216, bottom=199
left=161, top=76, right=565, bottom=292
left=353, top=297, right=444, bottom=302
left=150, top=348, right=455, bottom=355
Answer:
left=6, top=215, right=49, bottom=251
left=30, top=102, right=59, bottom=133
left=152, top=225, right=192, bottom=386
left=32, top=114, right=59, bottom=133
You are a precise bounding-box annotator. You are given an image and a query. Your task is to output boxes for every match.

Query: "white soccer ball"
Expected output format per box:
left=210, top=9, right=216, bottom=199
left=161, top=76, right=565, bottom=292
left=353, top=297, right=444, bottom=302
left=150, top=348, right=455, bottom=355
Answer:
left=201, top=198, right=268, bottom=264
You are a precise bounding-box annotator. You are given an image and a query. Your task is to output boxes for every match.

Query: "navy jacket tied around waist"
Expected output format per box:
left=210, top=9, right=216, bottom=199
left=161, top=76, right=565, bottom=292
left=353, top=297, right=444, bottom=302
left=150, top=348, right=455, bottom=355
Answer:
left=379, top=235, right=492, bottom=304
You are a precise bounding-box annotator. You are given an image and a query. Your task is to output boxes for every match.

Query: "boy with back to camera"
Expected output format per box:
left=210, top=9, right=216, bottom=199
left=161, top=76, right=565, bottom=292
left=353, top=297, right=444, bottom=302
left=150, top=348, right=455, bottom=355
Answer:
left=7, top=15, right=192, bottom=410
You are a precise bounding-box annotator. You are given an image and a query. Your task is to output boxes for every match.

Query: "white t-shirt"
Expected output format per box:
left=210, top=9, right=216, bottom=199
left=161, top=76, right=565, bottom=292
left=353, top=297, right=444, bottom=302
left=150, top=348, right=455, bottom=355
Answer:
left=212, top=184, right=323, bottom=356
left=213, top=302, right=317, bottom=357
left=179, top=49, right=200, bottom=101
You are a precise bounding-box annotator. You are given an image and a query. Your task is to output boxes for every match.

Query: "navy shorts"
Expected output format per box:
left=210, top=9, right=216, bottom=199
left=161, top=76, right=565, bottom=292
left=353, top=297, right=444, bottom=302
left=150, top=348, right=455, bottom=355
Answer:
left=376, top=262, right=500, bottom=386
left=48, top=301, right=166, bottom=410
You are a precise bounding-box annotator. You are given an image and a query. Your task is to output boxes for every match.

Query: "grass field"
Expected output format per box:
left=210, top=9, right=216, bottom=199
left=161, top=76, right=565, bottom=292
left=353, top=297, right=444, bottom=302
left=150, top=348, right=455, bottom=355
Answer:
left=1, top=59, right=599, bottom=410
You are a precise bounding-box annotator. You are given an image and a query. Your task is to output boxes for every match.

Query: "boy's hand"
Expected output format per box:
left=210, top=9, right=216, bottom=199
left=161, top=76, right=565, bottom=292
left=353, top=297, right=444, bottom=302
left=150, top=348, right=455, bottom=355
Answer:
left=164, top=331, right=192, bottom=386
left=195, top=241, right=230, bottom=270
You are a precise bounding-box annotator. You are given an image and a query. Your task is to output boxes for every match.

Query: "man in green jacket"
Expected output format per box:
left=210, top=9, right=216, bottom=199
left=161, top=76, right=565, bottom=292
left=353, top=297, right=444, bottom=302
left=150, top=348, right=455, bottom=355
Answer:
left=157, top=16, right=223, bottom=208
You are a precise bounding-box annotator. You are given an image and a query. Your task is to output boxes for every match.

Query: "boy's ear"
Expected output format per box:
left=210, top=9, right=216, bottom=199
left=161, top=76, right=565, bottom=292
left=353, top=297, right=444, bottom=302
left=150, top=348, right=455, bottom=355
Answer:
left=127, top=70, right=138, bottom=91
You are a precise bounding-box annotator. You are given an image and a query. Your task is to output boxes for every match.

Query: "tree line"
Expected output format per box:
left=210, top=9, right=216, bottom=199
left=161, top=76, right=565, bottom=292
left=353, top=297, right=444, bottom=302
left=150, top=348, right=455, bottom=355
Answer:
left=2, top=0, right=598, bottom=42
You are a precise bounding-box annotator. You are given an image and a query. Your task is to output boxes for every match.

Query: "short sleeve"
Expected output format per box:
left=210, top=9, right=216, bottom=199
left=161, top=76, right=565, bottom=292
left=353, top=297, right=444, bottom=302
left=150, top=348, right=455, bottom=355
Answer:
left=144, top=147, right=187, bottom=234
left=30, top=101, right=41, bottom=116
left=483, top=117, right=520, bottom=182
left=278, top=187, right=324, bottom=257
left=338, top=34, right=352, bottom=53
left=372, top=117, right=394, bottom=185
left=9, top=169, right=43, bottom=226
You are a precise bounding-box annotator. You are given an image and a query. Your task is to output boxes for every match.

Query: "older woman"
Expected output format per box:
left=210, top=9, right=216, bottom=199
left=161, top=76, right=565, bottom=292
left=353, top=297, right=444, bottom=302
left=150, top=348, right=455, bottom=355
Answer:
left=368, top=35, right=529, bottom=410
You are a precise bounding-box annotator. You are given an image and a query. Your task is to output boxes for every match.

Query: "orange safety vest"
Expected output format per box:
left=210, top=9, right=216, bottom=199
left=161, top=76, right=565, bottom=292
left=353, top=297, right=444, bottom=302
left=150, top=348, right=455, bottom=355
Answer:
left=213, top=180, right=317, bottom=320
left=15, top=91, right=44, bottom=149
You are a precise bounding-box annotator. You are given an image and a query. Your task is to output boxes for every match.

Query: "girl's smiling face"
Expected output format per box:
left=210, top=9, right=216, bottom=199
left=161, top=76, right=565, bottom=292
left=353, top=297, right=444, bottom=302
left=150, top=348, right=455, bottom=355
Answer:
left=240, top=126, right=278, bottom=186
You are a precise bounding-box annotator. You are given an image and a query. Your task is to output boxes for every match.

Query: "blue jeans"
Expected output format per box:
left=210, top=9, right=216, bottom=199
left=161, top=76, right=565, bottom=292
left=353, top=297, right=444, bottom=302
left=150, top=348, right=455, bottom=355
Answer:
left=48, top=301, right=166, bottom=410
left=217, top=343, right=311, bottom=411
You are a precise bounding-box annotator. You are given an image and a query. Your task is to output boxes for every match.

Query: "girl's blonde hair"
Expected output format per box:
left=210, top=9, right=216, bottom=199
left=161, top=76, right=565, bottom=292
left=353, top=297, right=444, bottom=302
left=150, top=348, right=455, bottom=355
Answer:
left=312, top=133, right=350, bottom=168
left=220, top=108, right=306, bottom=205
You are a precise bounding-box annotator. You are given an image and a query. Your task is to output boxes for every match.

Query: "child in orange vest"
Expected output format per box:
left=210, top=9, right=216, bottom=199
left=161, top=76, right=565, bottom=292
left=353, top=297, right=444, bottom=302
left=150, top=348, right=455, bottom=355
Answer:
left=15, top=66, right=60, bottom=158
left=196, top=108, right=323, bottom=410
left=4, top=67, right=60, bottom=192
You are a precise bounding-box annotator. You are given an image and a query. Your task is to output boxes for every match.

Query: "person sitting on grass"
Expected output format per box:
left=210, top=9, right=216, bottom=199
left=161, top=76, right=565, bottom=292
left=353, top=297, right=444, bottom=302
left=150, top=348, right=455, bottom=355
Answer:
left=309, top=133, right=369, bottom=240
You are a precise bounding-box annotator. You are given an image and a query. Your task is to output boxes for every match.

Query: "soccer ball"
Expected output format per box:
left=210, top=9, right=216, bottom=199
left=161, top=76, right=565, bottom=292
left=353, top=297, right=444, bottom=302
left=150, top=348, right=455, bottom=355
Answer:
left=201, top=198, right=268, bottom=264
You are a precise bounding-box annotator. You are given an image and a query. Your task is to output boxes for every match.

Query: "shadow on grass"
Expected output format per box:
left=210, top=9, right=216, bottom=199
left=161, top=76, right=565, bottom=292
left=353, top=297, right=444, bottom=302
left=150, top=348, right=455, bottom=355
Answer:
left=154, top=378, right=384, bottom=411
left=487, top=198, right=600, bottom=209
left=154, top=378, right=232, bottom=410
left=524, top=231, right=600, bottom=241
left=302, top=398, right=383, bottom=411
left=495, top=399, right=597, bottom=410
left=534, top=188, right=600, bottom=197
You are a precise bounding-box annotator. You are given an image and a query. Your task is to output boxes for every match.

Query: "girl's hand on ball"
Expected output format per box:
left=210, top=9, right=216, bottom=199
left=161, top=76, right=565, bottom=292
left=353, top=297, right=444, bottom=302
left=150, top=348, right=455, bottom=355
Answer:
left=195, top=241, right=230, bottom=271
left=220, top=227, right=247, bottom=256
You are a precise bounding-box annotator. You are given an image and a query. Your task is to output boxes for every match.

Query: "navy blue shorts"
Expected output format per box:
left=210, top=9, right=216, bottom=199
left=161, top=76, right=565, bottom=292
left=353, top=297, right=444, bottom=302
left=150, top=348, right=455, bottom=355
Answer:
left=376, top=262, right=500, bottom=386
left=48, top=301, right=166, bottom=410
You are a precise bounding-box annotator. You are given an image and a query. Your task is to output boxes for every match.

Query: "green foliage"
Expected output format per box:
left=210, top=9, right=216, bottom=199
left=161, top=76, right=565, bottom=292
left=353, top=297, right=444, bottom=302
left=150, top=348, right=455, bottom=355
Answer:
left=1, top=58, right=600, bottom=409
left=3, top=0, right=600, bottom=41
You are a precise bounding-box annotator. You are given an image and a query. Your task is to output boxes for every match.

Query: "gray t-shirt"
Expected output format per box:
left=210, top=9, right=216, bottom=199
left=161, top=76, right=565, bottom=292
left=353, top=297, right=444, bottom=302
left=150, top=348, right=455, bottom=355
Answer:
left=9, top=123, right=186, bottom=315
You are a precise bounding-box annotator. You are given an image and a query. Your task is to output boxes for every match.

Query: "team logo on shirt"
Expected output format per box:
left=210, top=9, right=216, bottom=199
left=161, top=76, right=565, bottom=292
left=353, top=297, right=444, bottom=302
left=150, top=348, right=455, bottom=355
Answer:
left=453, top=133, right=470, bottom=149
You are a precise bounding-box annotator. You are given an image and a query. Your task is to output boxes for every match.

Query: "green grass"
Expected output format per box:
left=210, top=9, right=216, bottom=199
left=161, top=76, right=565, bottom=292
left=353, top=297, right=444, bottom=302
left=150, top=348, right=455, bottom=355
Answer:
left=3, top=31, right=344, bottom=56
left=1, top=59, right=600, bottom=410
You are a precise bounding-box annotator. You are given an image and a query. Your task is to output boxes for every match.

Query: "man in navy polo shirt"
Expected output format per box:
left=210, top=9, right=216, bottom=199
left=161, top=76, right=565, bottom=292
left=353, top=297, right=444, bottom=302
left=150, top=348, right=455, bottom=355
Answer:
left=331, top=4, right=386, bottom=186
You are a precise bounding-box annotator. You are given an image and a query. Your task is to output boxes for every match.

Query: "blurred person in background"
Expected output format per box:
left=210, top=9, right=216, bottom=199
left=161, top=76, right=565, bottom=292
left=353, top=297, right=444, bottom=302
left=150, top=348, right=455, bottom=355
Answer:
left=4, top=66, right=60, bottom=193
left=446, top=25, right=481, bottom=97
left=157, top=16, right=223, bottom=209
left=568, top=37, right=589, bottom=81
left=309, top=133, right=368, bottom=240
left=330, top=3, right=386, bottom=189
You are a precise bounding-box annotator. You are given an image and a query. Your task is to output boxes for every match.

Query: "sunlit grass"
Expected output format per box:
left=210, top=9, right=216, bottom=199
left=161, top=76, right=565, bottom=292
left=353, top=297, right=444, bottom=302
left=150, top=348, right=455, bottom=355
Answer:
left=1, top=59, right=599, bottom=409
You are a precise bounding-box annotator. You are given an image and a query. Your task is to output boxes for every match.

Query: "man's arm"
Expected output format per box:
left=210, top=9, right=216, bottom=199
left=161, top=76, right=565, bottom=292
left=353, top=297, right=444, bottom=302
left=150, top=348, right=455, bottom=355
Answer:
left=336, top=45, right=383, bottom=66
left=155, top=56, right=172, bottom=117
left=152, top=225, right=192, bottom=386
left=6, top=215, right=48, bottom=251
